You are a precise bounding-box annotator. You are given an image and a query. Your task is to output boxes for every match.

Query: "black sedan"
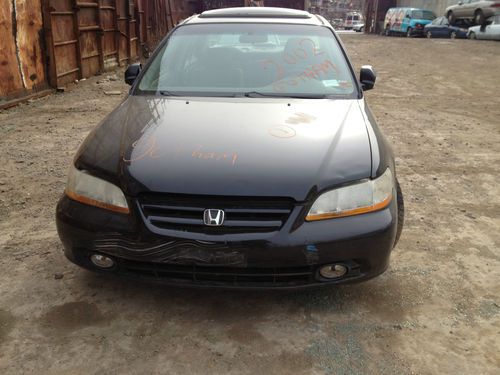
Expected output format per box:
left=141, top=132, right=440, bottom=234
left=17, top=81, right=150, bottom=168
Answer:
left=424, top=16, right=468, bottom=38
left=56, top=7, right=404, bottom=289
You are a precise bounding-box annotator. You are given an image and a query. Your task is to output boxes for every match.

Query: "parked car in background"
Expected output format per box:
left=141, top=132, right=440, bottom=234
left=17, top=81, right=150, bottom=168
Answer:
left=468, top=14, right=500, bottom=38
left=344, top=11, right=363, bottom=30
left=424, top=16, right=468, bottom=38
left=330, top=18, right=343, bottom=29
left=446, top=1, right=500, bottom=25
left=384, top=7, right=436, bottom=37
left=353, top=23, right=365, bottom=32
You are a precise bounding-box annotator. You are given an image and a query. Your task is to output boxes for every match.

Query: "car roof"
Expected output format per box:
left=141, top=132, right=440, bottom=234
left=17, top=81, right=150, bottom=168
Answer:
left=184, top=7, right=326, bottom=26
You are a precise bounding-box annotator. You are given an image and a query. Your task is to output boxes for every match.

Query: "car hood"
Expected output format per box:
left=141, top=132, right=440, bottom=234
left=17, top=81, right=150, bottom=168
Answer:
left=76, top=96, right=372, bottom=201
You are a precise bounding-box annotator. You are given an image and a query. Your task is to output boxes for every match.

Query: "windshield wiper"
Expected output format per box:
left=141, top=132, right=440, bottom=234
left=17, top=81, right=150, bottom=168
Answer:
left=242, top=91, right=328, bottom=99
left=159, top=90, right=181, bottom=96
left=159, top=91, right=239, bottom=98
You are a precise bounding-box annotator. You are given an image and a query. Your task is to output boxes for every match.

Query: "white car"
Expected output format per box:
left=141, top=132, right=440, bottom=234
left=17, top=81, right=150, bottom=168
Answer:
left=353, top=23, right=365, bottom=32
left=467, top=14, right=500, bottom=39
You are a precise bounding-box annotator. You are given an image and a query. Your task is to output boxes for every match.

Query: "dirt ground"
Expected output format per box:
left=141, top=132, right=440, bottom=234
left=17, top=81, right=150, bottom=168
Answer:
left=0, top=34, right=499, bottom=374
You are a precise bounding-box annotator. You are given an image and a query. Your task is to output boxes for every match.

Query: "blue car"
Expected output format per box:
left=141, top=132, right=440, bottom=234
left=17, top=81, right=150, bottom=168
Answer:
left=384, top=7, right=437, bottom=37
left=424, top=16, right=468, bottom=39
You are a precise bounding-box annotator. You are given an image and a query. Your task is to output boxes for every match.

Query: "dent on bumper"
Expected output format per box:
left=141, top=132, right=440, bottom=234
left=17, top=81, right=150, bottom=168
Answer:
left=56, top=195, right=398, bottom=288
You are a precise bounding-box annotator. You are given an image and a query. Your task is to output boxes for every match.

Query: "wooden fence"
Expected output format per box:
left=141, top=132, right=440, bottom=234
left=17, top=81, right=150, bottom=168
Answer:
left=1, top=0, right=197, bottom=105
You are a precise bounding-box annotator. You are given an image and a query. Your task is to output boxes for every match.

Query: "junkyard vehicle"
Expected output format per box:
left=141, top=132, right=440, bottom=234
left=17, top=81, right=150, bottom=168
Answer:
left=330, top=18, right=343, bottom=29
left=384, top=7, right=436, bottom=37
left=353, top=23, right=365, bottom=32
left=344, top=12, right=363, bottom=30
left=56, top=7, right=404, bottom=289
left=468, top=14, right=500, bottom=38
left=424, top=16, right=468, bottom=38
left=446, top=1, right=500, bottom=25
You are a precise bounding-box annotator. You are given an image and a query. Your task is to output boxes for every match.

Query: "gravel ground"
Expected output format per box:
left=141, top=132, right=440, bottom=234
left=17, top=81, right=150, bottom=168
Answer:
left=0, top=34, right=499, bottom=374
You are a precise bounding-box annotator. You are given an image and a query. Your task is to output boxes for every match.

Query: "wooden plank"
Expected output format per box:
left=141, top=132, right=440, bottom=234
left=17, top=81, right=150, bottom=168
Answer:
left=51, top=11, right=74, bottom=15
left=0, top=0, right=24, bottom=96
left=15, top=0, right=47, bottom=91
left=77, top=1, right=99, bottom=7
left=113, top=0, right=121, bottom=65
left=0, top=88, right=53, bottom=110
left=54, top=39, right=78, bottom=46
left=41, top=0, right=58, bottom=88
left=57, top=67, right=79, bottom=77
left=81, top=52, right=100, bottom=59
left=71, top=0, right=84, bottom=79
left=79, top=25, right=100, bottom=31
left=96, top=0, right=105, bottom=71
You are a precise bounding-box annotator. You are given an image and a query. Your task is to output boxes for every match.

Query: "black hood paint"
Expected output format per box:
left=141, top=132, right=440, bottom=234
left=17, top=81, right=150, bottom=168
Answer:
left=75, top=96, right=373, bottom=201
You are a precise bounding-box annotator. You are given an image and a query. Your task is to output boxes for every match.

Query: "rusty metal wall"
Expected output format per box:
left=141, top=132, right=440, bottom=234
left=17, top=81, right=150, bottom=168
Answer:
left=0, top=0, right=48, bottom=101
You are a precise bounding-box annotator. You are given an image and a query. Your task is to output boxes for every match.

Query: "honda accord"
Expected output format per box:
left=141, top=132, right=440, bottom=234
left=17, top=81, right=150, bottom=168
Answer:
left=56, top=7, right=404, bottom=289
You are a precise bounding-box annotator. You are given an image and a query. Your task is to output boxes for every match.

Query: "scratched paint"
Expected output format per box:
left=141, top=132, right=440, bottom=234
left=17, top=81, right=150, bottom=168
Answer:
left=285, top=112, right=317, bottom=125
left=192, top=145, right=238, bottom=166
left=123, top=140, right=239, bottom=166
left=272, top=59, right=339, bottom=92
left=268, top=125, right=297, bottom=139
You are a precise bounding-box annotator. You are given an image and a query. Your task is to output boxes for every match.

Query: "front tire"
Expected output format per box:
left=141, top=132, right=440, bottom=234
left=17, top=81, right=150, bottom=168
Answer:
left=468, top=31, right=476, bottom=39
left=406, top=27, right=413, bottom=37
left=450, top=31, right=457, bottom=39
left=426, top=30, right=432, bottom=38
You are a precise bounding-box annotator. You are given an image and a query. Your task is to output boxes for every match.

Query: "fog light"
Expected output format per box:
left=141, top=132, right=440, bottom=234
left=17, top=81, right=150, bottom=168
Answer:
left=90, top=254, right=115, bottom=269
left=319, top=264, right=348, bottom=279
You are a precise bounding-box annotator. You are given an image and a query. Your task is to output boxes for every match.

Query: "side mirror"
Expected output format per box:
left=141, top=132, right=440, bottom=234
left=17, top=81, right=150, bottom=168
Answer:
left=458, top=1, right=463, bottom=5
left=124, top=63, right=142, bottom=85
left=360, top=65, right=376, bottom=91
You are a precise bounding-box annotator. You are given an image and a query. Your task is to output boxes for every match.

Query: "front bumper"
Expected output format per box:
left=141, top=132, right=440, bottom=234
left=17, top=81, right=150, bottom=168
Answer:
left=56, top=195, right=398, bottom=289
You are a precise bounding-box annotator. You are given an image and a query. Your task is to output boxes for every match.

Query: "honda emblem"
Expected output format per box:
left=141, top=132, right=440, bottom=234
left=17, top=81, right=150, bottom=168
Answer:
left=203, top=209, right=225, bottom=226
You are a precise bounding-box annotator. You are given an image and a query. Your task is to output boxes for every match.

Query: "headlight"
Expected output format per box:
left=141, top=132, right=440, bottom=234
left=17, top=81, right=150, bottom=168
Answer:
left=306, top=168, right=393, bottom=221
left=65, top=165, right=129, bottom=214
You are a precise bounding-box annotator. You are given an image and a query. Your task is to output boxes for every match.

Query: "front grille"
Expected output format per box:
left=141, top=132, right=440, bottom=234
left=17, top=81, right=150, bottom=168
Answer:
left=119, top=259, right=315, bottom=287
left=137, top=193, right=295, bottom=234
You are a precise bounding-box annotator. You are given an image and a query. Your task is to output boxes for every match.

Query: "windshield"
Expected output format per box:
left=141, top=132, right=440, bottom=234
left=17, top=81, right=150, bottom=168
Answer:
left=136, top=23, right=357, bottom=98
left=411, top=10, right=436, bottom=20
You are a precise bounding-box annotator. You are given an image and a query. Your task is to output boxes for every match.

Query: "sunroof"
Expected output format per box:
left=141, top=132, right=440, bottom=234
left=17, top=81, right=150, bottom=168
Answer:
left=199, top=7, right=312, bottom=19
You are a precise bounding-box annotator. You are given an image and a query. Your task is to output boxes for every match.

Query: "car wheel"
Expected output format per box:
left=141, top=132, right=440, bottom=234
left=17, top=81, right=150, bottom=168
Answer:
left=394, top=180, right=405, bottom=247
left=426, top=31, right=432, bottom=38
left=447, top=11, right=455, bottom=25
left=468, top=31, right=476, bottom=39
left=450, top=31, right=457, bottom=39
left=406, top=27, right=413, bottom=37
left=384, top=27, right=391, bottom=36
left=360, top=26, right=364, bottom=32
left=474, top=10, right=485, bottom=25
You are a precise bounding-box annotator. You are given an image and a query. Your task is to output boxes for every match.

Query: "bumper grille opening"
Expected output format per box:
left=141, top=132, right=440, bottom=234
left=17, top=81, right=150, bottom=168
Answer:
left=137, top=193, right=295, bottom=234
left=119, top=259, right=316, bottom=287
